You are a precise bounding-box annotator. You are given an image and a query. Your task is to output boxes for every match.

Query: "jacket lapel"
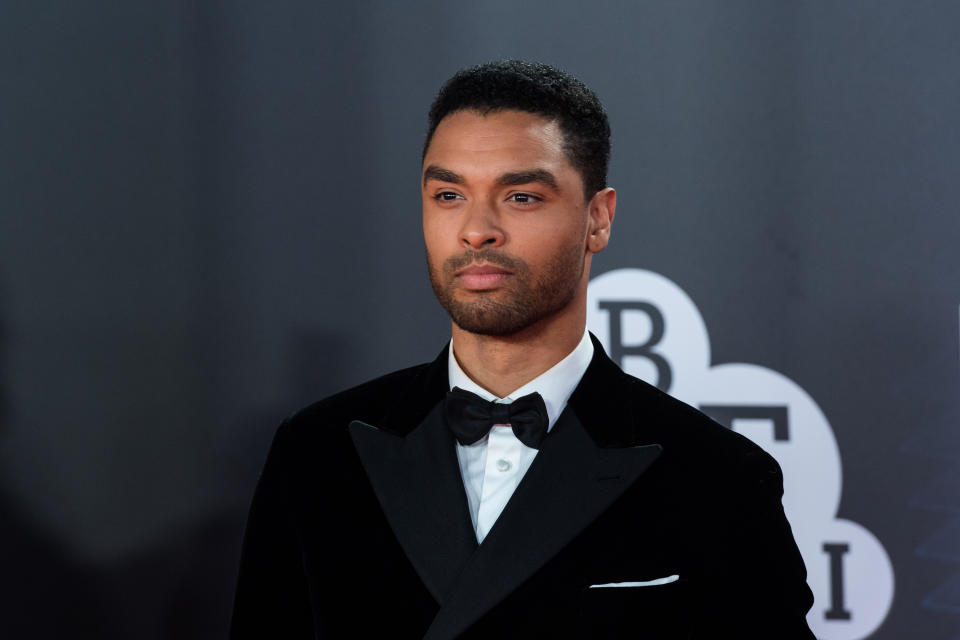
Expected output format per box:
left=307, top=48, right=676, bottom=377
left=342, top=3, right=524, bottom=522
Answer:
left=348, top=343, right=478, bottom=604
left=349, top=406, right=478, bottom=603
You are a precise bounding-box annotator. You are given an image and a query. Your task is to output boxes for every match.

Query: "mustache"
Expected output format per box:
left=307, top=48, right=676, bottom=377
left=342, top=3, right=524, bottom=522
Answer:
left=444, top=249, right=526, bottom=273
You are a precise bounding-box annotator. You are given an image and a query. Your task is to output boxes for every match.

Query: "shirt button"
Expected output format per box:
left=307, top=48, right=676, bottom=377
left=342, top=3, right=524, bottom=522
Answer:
left=496, top=458, right=512, bottom=472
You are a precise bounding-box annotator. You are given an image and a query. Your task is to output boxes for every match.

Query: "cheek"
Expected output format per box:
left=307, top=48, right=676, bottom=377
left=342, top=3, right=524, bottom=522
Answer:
left=421, top=213, right=444, bottom=249
left=523, top=217, right=586, bottom=254
left=422, top=217, right=456, bottom=272
left=422, top=208, right=456, bottom=241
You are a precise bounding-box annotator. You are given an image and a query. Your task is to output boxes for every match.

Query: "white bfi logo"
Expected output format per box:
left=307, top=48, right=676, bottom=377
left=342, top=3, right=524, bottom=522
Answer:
left=587, top=269, right=893, bottom=640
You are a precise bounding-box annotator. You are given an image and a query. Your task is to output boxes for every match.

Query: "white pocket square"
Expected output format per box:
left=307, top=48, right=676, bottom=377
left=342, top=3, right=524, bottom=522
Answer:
left=588, top=574, right=680, bottom=588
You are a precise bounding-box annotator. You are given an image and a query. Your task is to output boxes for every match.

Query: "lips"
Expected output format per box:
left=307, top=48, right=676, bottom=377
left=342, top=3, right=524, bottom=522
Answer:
left=456, top=264, right=512, bottom=290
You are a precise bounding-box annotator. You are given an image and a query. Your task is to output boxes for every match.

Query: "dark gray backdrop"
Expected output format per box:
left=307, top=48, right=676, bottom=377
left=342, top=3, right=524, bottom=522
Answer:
left=1, top=1, right=957, bottom=638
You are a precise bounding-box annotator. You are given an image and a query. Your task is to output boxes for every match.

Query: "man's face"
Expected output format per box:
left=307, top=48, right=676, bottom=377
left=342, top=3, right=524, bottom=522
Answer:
left=422, top=109, right=607, bottom=337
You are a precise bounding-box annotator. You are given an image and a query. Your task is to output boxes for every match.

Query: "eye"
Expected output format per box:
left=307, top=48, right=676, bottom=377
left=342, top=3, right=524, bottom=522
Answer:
left=433, top=191, right=464, bottom=202
left=507, top=192, right=541, bottom=205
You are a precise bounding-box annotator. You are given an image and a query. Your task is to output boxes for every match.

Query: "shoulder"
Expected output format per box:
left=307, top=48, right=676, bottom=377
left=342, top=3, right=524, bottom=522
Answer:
left=575, top=343, right=781, bottom=490
left=296, top=362, right=431, bottom=424
left=618, top=371, right=783, bottom=494
left=259, top=360, right=438, bottom=484
left=277, top=360, right=438, bottom=446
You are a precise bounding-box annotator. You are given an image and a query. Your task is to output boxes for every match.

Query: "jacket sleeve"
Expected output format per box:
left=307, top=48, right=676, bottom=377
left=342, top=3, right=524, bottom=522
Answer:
left=695, top=448, right=816, bottom=639
left=230, top=421, right=316, bottom=639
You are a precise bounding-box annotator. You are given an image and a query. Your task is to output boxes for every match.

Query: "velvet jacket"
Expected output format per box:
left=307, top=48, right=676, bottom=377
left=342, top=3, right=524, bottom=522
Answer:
left=230, top=336, right=815, bottom=639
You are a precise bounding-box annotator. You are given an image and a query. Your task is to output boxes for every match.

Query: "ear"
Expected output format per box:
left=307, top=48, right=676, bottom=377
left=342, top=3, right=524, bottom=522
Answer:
left=586, top=187, right=616, bottom=253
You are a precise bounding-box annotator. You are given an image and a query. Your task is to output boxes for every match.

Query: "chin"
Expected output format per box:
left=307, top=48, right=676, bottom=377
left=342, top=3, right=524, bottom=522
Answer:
left=448, top=307, right=530, bottom=337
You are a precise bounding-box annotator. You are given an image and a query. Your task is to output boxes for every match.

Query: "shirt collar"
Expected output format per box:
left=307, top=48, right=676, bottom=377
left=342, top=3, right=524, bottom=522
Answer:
left=447, top=330, right=594, bottom=432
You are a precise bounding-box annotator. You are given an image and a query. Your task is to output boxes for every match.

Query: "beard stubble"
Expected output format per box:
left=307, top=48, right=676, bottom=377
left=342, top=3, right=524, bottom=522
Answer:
left=427, top=242, right=585, bottom=337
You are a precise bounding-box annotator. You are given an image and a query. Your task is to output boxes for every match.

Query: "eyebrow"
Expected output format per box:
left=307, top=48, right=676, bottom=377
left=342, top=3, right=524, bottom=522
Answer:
left=496, top=169, right=558, bottom=191
left=422, top=165, right=559, bottom=191
left=422, top=165, right=464, bottom=186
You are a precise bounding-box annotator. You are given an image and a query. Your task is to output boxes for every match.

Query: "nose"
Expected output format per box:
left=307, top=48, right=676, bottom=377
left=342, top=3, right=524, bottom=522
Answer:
left=459, top=203, right=505, bottom=250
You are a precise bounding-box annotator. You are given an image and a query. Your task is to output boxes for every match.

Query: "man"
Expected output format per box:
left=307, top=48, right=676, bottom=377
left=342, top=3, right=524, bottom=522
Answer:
left=231, top=60, right=815, bottom=639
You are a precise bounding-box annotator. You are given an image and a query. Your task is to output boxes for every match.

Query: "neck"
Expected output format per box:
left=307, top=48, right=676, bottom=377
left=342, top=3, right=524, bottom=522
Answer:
left=451, top=297, right=586, bottom=398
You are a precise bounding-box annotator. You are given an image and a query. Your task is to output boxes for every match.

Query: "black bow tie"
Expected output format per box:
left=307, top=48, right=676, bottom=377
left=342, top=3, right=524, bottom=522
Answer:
left=444, top=387, right=549, bottom=449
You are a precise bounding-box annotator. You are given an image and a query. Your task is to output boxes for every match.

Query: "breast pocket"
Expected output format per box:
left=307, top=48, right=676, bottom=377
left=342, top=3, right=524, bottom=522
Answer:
left=579, top=578, right=692, bottom=639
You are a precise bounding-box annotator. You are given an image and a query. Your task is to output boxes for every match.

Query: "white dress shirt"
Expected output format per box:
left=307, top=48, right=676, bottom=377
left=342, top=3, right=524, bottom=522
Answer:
left=448, top=330, right=594, bottom=543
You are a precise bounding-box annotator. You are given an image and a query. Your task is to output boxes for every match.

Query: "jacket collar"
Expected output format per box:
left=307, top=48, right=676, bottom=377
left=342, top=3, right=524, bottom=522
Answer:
left=377, top=333, right=649, bottom=445
left=376, top=342, right=450, bottom=436
left=568, top=333, right=653, bottom=447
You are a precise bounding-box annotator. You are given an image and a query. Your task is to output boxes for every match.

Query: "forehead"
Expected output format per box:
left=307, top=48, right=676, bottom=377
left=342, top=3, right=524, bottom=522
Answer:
left=424, top=109, right=572, bottom=177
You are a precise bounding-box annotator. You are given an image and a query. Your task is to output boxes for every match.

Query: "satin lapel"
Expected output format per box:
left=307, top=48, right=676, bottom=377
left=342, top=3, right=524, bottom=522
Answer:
left=349, top=403, right=477, bottom=604
left=423, top=409, right=662, bottom=640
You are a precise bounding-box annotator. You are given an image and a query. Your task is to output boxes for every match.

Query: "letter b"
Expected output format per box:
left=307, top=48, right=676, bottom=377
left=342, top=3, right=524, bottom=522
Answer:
left=598, top=300, right=672, bottom=391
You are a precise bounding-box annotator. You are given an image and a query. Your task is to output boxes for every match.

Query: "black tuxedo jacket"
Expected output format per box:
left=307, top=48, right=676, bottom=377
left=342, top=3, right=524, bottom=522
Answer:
left=231, top=336, right=815, bottom=639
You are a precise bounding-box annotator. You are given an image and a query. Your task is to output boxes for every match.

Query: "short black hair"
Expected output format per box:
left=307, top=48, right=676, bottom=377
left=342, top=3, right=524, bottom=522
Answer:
left=424, top=60, right=611, bottom=201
